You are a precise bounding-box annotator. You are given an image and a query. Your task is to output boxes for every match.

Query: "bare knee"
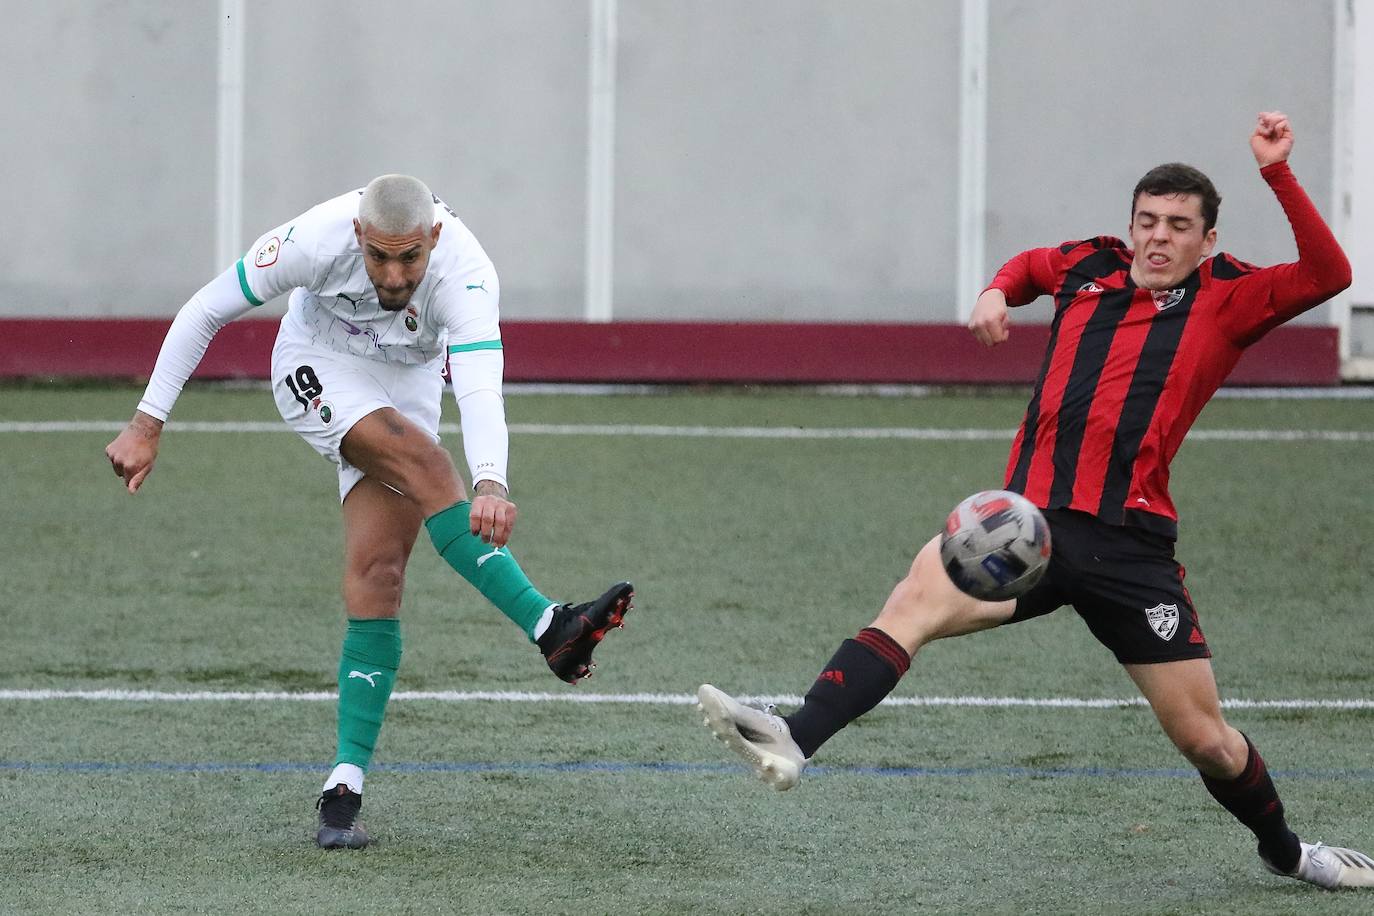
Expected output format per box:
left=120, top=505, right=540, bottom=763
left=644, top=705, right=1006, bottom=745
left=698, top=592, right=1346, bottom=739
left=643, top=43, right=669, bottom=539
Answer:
left=386, top=437, right=461, bottom=509
left=1169, top=722, right=1246, bottom=776
left=405, top=441, right=463, bottom=504
left=344, top=555, right=407, bottom=618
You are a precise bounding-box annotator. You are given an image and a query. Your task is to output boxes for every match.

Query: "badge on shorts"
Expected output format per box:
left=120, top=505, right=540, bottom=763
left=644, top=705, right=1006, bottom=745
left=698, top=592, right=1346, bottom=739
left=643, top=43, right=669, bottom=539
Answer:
left=312, top=398, right=335, bottom=425
left=1144, top=603, right=1179, bottom=640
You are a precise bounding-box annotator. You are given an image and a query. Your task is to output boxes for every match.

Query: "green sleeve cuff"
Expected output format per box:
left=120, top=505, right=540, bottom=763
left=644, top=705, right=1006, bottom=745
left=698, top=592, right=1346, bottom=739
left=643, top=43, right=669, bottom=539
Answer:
left=235, top=259, right=265, bottom=306
left=448, top=340, right=503, bottom=354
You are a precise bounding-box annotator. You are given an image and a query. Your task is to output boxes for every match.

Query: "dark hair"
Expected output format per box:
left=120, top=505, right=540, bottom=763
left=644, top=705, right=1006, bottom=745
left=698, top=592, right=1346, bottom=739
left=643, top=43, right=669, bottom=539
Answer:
left=1132, top=163, right=1221, bottom=232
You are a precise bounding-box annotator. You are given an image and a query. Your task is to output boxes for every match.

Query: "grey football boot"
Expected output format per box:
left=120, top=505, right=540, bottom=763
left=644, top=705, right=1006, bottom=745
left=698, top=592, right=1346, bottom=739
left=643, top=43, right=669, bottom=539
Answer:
left=1262, top=841, right=1374, bottom=889
left=697, top=683, right=807, bottom=790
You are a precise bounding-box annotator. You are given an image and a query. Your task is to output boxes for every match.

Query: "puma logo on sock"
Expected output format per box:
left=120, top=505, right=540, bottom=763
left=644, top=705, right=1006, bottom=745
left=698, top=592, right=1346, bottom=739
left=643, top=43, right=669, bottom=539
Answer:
left=476, top=546, right=506, bottom=568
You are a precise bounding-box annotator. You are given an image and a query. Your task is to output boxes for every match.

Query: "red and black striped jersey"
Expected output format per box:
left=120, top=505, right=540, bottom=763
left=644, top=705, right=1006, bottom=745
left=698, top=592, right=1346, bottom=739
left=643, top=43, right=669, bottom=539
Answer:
left=987, top=162, right=1351, bottom=538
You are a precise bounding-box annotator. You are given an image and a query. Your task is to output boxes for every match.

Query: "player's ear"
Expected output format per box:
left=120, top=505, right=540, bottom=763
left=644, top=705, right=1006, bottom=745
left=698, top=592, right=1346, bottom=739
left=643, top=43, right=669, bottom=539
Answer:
left=353, top=218, right=364, bottom=245
left=430, top=222, right=443, bottom=246
left=1201, top=227, right=1217, bottom=259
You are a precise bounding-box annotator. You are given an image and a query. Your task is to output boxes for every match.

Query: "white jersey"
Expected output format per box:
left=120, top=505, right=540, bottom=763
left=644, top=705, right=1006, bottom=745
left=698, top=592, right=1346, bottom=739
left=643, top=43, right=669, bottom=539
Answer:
left=136, top=187, right=513, bottom=491
left=240, top=189, right=500, bottom=368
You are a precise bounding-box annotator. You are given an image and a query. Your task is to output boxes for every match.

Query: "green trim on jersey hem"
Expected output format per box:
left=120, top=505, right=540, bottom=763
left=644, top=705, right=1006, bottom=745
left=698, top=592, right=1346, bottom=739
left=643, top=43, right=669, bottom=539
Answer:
left=448, top=340, right=503, bottom=354
left=235, top=259, right=265, bottom=306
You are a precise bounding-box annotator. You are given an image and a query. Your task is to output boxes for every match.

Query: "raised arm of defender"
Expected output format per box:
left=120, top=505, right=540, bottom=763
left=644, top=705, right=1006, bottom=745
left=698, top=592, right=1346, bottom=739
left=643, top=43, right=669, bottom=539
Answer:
left=1216, top=112, right=1352, bottom=343
left=1249, top=110, right=1293, bottom=168
left=968, top=111, right=1349, bottom=350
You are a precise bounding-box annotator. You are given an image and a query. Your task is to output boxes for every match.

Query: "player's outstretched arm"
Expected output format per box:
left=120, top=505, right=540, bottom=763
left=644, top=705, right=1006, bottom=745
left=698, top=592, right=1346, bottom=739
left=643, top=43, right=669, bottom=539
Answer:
left=968, top=287, right=1011, bottom=347
left=104, top=266, right=263, bottom=494
left=105, top=410, right=163, bottom=493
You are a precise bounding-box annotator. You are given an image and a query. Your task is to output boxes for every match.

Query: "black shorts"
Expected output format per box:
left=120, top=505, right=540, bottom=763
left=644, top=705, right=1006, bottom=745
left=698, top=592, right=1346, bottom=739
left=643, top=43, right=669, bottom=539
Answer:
left=1006, top=509, right=1212, bottom=665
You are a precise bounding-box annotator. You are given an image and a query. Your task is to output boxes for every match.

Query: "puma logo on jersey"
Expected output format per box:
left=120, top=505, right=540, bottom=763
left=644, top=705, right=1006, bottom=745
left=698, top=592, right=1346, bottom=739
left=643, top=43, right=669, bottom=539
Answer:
left=348, top=670, right=383, bottom=687
left=476, top=546, right=506, bottom=568
left=466, top=281, right=488, bottom=292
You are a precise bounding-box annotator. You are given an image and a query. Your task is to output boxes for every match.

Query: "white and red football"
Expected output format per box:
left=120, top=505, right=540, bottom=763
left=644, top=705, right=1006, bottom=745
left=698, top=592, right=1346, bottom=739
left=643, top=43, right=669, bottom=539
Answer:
left=939, top=490, right=1051, bottom=601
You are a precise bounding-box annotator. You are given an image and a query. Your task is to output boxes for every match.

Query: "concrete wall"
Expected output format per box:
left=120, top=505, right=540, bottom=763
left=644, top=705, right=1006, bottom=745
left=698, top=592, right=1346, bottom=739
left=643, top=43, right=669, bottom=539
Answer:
left=5, top=0, right=1346, bottom=326
left=241, top=0, right=590, bottom=318
left=3, top=2, right=218, bottom=317
left=613, top=0, right=961, bottom=321
left=986, top=0, right=1335, bottom=332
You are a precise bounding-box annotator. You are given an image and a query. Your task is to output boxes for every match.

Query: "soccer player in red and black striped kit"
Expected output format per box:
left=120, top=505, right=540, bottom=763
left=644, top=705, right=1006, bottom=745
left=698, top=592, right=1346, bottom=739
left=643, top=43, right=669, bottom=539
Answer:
left=697, top=112, right=1374, bottom=890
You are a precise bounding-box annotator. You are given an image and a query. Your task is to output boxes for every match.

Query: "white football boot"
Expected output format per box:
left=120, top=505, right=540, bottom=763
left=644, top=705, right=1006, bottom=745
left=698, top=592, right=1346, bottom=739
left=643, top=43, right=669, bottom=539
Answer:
left=1262, top=841, right=1374, bottom=890
left=697, top=684, right=807, bottom=790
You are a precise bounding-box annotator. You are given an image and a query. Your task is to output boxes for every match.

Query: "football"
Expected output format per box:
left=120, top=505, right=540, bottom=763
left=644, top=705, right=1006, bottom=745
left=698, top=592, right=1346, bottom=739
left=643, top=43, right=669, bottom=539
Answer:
left=939, top=490, right=1051, bottom=601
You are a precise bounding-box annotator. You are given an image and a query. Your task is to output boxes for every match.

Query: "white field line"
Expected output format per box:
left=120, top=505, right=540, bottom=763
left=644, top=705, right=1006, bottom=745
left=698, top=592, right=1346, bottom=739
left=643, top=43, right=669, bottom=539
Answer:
left=3, top=420, right=1373, bottom=442
left=1, top=689, right=1371, bottom=710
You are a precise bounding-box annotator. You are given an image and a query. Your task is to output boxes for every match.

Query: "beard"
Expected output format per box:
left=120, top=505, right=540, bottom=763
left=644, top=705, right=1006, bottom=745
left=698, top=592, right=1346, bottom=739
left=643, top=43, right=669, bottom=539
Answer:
left=376, top=289, right=413, bottom=312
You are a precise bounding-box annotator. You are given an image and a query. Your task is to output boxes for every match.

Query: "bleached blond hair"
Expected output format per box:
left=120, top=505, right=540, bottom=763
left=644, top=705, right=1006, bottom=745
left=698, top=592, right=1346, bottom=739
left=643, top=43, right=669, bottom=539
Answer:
left=357, top=174, right=437, bottom=235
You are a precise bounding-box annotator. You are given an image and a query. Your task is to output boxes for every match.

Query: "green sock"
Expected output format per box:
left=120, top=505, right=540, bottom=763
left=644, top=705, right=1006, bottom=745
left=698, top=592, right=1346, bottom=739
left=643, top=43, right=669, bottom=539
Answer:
left=424, top=501, right=554, bottom=639
left=334, top=617, right=402, bottom=769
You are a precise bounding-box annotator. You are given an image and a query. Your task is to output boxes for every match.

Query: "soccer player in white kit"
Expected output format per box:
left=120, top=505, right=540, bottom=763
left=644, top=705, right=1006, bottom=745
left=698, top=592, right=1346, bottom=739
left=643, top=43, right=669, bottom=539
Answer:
left=105, top=175, right=634, bottom=849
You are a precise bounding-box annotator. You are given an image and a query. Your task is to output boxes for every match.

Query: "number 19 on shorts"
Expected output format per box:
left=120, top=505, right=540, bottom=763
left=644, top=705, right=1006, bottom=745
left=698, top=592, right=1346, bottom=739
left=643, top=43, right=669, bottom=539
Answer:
left=283, top=365, right=323, bottom=410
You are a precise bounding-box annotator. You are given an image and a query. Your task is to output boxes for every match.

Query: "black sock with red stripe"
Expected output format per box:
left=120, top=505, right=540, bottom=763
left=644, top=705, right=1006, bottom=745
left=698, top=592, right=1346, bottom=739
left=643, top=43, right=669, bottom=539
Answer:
left=1200, top=734, right=1300, bottom=872
left=782, top=627, right=911, bottom=759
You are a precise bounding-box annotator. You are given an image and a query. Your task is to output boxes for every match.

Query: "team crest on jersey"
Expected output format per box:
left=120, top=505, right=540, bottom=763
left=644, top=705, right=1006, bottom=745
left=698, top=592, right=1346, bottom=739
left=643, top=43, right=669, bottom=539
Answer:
left=1151, top=288, right=1185, bottom=311
left=404, top=306, right=419, bottom=333
left=1144, top=603, right=1179, bottom=640
left=254, top=237, right=281, bottom=268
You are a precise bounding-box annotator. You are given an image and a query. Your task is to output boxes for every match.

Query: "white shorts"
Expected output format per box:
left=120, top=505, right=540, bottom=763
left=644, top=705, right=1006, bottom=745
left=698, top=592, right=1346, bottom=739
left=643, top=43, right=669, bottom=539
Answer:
left=270, top=334, right=444, bottom=501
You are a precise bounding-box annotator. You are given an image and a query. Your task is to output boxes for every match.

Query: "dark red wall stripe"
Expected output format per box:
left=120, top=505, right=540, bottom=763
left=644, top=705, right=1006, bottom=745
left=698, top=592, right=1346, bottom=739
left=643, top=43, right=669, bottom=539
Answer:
left=0, top=318, right=1340, bottom=385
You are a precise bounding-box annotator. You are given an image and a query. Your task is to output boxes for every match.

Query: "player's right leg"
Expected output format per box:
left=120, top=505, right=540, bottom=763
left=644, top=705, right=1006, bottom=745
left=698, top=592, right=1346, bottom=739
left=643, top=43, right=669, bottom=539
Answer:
left=314, top=477, right=420, bottom=849
left=699, top=534, right=1016, bottom=788
left=1130, top=658, right=1374, bottom=890
left=340, top=403, right=633, bottom=685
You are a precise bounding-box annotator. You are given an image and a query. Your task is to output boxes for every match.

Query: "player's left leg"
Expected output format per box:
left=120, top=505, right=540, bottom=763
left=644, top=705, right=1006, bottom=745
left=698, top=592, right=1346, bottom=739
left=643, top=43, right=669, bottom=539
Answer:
left=316, top=477, right=420, bottom=849
left=1129, top=659, right=1374, bottom=890
left=781, top=534, right=1017, bottom=753
left=340, top=407, right=633, bottom=682
left=272, top=341, right=567, bottom=648
left=699, top=534, right=1018, bottom=789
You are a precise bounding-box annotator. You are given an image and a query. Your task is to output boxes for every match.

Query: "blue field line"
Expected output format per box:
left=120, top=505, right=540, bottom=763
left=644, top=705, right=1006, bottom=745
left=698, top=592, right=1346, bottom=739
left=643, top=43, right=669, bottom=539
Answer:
left=4, top=759, right=1374, bottom=781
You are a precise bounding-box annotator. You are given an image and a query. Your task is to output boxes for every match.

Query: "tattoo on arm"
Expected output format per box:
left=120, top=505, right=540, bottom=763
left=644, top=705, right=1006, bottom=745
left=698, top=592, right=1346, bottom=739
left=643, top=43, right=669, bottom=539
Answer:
left=131, top=411, right=164, bottom=439
left=474, top=480, right=508, bottom=499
